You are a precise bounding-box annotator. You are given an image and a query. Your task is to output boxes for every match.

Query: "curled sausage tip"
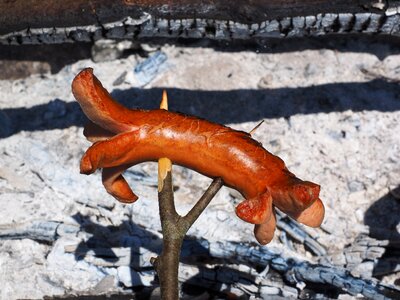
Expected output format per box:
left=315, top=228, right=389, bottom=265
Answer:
left=269, top=177, right=320, bottom=215
left=80, top=154, right=94, bottom=175
left=102, top=166, right=138, bottom=203
left=72, top=68, right=134, bottom=133
left=235, top=189, right=272, bottom=224
left=254, top=211, right=277, bottom=245
left=72, top=68, right=326, bottom=244
left=292, top=181, right=320, bottom=207
left=293, top=198, right=325, bottom=227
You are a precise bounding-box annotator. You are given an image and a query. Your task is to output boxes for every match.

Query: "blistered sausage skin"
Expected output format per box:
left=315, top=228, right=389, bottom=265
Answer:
left=72, top=68, right=325, bottom=243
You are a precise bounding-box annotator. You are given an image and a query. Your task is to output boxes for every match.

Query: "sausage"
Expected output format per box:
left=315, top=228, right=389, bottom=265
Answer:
left=72, top=68, right=325, bottom=243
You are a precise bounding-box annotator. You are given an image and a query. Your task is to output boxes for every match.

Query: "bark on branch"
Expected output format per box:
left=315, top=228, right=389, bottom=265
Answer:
left=153, top=171, right=223, bottom=299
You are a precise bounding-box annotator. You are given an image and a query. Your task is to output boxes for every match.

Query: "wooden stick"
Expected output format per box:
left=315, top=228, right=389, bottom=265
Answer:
left=154, top=90, right=223, bottom=299
left=158, top=90, right=172, bottom=193
left=249, top=120, right=265, bottom=136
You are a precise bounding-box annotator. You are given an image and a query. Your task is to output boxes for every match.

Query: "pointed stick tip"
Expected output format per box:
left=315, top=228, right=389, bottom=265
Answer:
left=158, top=90, right=172, bottom=191
left=158, top=157, right=172, bottom=192
left=160, top=90, right=168, bottom=110
left=249, top=120, right=265, bottom=136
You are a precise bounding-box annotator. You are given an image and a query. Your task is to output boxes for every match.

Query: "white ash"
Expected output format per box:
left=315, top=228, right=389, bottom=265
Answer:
left=0, top=43, right=399, bottom=298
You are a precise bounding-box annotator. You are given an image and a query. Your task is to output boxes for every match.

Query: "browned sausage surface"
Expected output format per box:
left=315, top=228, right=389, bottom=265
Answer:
left=72, top=68, right=325, bottom=244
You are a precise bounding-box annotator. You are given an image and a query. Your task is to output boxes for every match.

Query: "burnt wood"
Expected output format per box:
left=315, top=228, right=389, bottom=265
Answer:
left=1, top=0, right=398, bottom=34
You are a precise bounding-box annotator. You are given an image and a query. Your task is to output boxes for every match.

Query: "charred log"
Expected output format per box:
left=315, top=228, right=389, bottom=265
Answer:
left=1, top=1, right=400, bottom=44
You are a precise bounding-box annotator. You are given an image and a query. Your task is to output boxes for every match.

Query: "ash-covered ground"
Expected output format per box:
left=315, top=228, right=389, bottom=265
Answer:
left=0, top=37, right=399, bottom=299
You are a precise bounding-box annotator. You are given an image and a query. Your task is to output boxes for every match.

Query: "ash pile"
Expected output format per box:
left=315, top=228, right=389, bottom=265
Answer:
left=0, top=38, right=400, bottom=299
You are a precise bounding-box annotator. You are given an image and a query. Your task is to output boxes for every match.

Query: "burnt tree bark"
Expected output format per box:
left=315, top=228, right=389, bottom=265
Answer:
left=1, top=0, right=400, bottom=44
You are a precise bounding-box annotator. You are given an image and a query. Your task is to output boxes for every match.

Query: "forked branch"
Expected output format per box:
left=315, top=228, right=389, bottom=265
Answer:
left=153, top=91, right=224, bottom=299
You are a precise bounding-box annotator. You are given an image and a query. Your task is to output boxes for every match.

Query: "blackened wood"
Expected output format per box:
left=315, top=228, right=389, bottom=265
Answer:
left=1, top=1, right=400, bottom=44
left=1, top=0, right=399, bottom=34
